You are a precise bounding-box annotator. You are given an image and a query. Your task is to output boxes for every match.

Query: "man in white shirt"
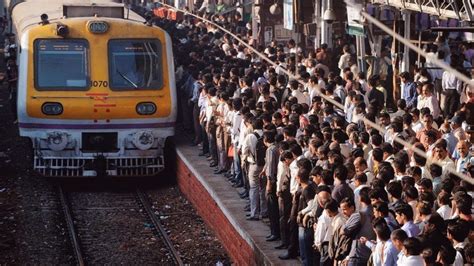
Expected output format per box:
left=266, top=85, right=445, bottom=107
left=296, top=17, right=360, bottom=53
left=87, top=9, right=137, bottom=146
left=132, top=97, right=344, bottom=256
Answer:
left=400, top=237, right=424, bottom=266
left=353, top=157, right=374, bottom=185
left=410, top=109, right=424, bottom=134
left=431, top=139, right=455, bottom=179
left=278, top=144, right=304, bottom=260
left=447, top=220, right=470, bottom=266
left=289, top=146, right=304, bottom=197
left=338, top=45, right=352, bottom=78
left=198, top=86, right=209, bottom=156
left=275, top=150, right=293, bottom=250
left=242, top=118, right=264, bottom=220
left=230, top=99, right=243, bottom=187
left=313, top=199, right=346, bottom=265
left=390, top=229, right=408, bottom=265
left=436, top=191, right=452, bottom=220
left=442, top=62, right=463, bottom=118
left=361, top=219, right=399, bottom=266
left=289, top=80, right=308, bottom=105
left=205, top=88, right=219, bottom=166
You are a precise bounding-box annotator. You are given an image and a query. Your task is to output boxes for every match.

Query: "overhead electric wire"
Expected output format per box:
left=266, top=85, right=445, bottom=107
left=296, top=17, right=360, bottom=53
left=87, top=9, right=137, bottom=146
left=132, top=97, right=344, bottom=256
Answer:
left=157, top=1, right=474, bottom=184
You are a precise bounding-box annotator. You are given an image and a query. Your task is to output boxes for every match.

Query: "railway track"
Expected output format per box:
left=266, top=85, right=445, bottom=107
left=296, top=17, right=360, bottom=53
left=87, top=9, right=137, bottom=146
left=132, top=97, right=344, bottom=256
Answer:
left=58, top=185, right=184, bottom=265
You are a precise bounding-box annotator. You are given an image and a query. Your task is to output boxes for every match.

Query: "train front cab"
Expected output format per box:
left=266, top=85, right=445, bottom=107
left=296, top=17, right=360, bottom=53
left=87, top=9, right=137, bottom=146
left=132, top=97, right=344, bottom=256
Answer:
left=16, top=16, right=177, bottom=177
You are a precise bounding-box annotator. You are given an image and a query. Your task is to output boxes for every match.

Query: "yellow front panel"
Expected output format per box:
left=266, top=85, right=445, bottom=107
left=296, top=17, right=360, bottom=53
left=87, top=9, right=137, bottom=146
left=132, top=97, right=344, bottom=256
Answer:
left=26, top=18, right=171, bottom=120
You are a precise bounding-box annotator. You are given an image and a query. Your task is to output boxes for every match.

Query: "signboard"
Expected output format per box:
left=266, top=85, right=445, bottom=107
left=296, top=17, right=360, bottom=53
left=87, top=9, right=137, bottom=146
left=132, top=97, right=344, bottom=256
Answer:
left=274, top=24, right=299, bottom=41
left=264, top=26, right=273, bottom=45
left=283, top=0, right=294, bottom=30
left=347, top=4, right=365, bottom=36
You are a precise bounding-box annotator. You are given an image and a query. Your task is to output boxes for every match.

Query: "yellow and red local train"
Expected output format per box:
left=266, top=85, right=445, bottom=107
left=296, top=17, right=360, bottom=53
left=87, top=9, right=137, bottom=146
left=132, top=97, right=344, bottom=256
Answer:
left=6, top=0, right=177, bottom=177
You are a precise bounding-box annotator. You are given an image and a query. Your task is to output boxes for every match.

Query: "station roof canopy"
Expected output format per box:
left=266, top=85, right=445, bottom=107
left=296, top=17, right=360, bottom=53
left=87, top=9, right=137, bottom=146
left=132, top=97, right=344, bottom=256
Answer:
left=369, top=0, right=473, bottom=21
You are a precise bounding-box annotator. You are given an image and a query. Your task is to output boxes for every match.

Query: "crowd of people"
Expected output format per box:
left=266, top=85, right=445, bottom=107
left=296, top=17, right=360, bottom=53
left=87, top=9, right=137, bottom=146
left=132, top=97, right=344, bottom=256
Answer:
left=154, top=8, right=474, bottom=266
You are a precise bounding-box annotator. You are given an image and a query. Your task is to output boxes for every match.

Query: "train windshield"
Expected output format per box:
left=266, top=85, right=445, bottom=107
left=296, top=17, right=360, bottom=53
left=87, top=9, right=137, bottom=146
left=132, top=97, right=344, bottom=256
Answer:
left=108, top=39, right=163, bottom=90
left=34, top=39, right=89, bottom=90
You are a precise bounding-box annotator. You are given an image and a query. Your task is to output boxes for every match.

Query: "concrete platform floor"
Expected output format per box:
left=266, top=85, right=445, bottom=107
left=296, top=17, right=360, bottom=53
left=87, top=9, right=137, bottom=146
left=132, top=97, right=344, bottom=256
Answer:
left=175, top=136, right=300, bottom=265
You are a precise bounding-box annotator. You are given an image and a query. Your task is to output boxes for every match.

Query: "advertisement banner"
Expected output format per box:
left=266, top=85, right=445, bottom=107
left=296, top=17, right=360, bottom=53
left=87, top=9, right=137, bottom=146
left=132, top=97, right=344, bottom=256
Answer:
left=347, top=3, right=365, bottom=36
left=283, top=0, right=294, bottom=30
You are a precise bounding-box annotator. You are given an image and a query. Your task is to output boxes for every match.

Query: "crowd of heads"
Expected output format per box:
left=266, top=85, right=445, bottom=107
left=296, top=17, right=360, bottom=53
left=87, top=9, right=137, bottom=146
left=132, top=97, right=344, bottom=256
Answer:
left=153, top=8, right=474, bottom=266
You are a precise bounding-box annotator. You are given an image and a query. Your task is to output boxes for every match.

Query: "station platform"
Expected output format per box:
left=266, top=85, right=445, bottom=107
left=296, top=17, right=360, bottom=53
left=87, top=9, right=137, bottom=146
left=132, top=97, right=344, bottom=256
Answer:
left=174, top=136, right=299, bottom=265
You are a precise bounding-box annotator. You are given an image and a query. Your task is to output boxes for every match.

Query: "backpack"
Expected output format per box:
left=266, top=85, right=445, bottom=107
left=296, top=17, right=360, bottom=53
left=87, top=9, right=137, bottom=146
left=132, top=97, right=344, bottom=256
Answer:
left=328, top=224, right=353, bottom=261
left=329, top=212, right=364, bottom=261
left=253, top=132, right=267, bottom=167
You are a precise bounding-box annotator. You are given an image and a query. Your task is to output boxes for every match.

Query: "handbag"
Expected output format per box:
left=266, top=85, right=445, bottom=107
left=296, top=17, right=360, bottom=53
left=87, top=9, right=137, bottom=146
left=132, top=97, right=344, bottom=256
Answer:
left=227, top=144, right=234, bottom=158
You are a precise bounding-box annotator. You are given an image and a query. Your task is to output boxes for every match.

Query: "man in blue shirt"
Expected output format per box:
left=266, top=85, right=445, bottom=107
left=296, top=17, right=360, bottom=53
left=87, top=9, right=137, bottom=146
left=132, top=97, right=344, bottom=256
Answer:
left=394, top=204, right=420, bottom=237
left=400, top=72, right=417, bottom=110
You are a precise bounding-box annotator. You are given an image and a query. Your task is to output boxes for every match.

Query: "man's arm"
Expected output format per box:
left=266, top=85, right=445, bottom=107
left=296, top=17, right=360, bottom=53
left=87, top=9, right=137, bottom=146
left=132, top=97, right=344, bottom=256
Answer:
left=342, top=213, right=361, bottom=236
left=407, top=83, right=417, bottom=108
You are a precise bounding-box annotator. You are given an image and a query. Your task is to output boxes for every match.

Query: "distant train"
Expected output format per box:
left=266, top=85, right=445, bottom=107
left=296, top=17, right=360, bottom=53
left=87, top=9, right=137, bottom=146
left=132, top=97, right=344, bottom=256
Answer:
left=5, top=0, right=177, bottom=177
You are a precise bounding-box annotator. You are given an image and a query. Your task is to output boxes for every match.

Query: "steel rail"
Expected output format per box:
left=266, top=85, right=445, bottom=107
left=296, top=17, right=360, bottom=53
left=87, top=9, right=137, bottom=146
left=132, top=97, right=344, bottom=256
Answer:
left=135, top=188, right=184, bottom=266
left=58, top=186, right=85, bottom=266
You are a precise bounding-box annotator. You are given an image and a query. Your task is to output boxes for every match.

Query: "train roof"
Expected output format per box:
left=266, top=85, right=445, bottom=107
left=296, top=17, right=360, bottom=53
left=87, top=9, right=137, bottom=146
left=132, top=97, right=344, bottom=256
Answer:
left=8, top=0, right=146, bottom=37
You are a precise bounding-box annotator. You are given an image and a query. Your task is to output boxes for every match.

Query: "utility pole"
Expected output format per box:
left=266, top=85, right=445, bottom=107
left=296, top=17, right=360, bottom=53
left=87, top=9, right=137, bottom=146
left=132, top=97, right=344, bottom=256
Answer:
left=392, top=11, right=400, bottom=104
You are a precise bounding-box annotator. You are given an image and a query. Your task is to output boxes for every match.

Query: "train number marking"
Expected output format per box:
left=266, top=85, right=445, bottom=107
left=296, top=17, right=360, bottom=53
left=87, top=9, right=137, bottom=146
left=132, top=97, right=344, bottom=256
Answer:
left=92, top=80, right=108, bottom=87
left=85, top=92, right=109, bottom=103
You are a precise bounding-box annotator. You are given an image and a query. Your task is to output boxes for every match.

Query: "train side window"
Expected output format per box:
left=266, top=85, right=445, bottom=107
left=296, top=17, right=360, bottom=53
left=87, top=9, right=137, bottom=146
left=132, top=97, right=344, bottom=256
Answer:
left=108, top=39, right=163, bottom=90
left=34, top=39, right=89, bottom=90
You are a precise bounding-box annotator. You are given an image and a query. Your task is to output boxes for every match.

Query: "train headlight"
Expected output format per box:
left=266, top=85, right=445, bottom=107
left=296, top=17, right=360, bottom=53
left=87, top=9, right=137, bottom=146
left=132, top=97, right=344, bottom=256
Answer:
left=136, top=102, right=156, bottom=115
left=42, top=102, right=63, bottom=115
left=47, top=132, right=68, bottom=151
left=132, top=131, right=154, bottom=150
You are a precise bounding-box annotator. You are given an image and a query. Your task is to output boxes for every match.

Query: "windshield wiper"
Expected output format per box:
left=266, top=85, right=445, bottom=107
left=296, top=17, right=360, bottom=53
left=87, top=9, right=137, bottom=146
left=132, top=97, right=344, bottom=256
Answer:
left=116, top=69, right=138, bottom=89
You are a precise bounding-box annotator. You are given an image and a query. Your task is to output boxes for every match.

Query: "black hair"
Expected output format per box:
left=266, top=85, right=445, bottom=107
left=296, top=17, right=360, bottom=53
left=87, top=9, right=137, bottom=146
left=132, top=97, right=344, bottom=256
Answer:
left=297, top=168, right=310, bottom=183
left=283, top=124, right=297, bottom=137
left=394, top=204, right=414, bottom=221
left=324, top=199, right=339, bottom=213
left=387, top=181, right=402, bottom=199
left=359, top=187, right=371, bottom=205
left=316, top=184, right=332, bottom=194
left=263, top=131, right=276, bottom=143
left=401, top=176, right=416, bottom=188
left=429, top=164, right=442, bottom=177
left=281, top=150, right=294, bottom=161
left=334, top=165, right=348, bottom=182
left=404, top=186, right=419, bottom=200
left=391, top=228, right=408, bottom=242
left=392, top=159, right=406, bottom=174
left=340, top=197, right=355, bottom=208
left=422, top=248, right=436, bottom=265
left=417, top=178, right=433, bottom=190
left=438, top=245, right=457, bottom=264
left=418, top=201, right=433, bottom=216
left=372, top=148, right=383, bottom=162
left=380, top=142, right=393, bottom=155
left=447, top=220, right=469, bottom=242
left=321, top=170, right=334, bottom=186
left=354, top=173, right=367, bottom=184
left=289, top=143, right=302, bottom=156
left=297, top=158, right=313, bottom=172
left=373, top=217, right=391, bottom=241
left=369, top=187, right=389, bottom=202
left=371, top=133, right=383, bottom=146
left=403, top=237, right=422, bottom=256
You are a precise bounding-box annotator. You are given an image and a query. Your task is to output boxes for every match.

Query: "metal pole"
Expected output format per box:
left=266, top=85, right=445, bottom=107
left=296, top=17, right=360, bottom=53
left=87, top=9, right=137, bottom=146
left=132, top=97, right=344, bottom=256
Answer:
left=320, top=0, right=328, bottom=46
left=252, top=1, right=259, bottom=45
left=314, top=0, right=320, bottom=49
left=358, top=35, right=366, bottom=73
left=401, top=10, right=410, bottom=72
